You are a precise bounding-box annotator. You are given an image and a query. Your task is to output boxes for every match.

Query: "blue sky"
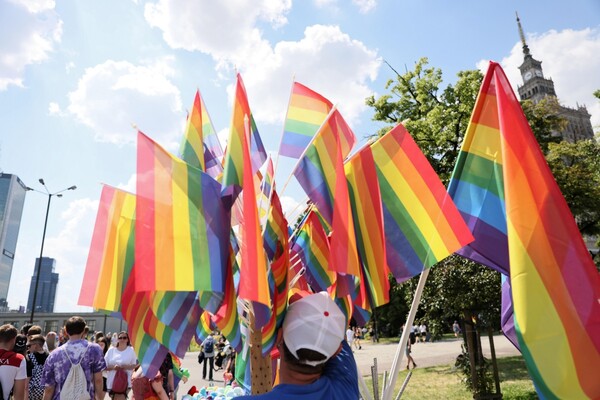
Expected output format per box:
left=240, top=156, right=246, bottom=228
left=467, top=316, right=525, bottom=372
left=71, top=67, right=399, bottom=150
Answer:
left=1, top=0, right=599, bottom=312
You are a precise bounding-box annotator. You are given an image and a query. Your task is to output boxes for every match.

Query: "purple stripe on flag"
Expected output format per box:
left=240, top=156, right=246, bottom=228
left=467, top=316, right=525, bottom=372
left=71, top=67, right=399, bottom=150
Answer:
left=382, top=205, right=425, bottom=282
left=455, top=212, right=509, bottom=275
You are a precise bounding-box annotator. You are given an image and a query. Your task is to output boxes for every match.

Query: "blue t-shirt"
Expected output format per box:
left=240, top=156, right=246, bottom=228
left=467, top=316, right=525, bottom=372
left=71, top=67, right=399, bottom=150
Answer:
left=237, top=340, right=358, bottom=400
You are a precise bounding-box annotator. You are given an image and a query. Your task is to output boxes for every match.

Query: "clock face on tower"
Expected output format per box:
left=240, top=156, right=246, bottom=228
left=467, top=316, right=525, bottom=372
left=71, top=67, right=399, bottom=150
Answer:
left=535, top=69, right=543, bottom=77
left=524, top=71, right=532, bottom=81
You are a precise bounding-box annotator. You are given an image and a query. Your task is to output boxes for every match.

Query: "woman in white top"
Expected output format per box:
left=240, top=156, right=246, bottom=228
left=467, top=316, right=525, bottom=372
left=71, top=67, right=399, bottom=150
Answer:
left=104, top=331, right=137, bottom=399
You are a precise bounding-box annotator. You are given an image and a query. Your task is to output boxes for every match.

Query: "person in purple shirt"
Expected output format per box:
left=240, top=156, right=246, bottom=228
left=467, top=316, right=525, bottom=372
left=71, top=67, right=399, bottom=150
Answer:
left=237, top=291, right=359, bottom=400
left=41, top=316, right=106, bottom=400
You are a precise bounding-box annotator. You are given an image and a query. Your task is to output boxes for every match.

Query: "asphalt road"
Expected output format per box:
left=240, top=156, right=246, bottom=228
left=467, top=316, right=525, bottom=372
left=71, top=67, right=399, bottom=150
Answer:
left=175, top=334, right=520, bottom=395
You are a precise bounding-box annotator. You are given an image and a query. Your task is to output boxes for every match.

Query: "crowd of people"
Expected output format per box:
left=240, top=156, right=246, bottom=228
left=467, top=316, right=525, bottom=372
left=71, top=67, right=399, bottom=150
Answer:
left=0, top=316, right=187, bottom=400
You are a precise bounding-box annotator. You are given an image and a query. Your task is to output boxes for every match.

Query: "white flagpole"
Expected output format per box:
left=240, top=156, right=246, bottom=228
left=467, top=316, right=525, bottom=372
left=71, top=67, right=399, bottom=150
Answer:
left=381, top=267, right=430, bottom=400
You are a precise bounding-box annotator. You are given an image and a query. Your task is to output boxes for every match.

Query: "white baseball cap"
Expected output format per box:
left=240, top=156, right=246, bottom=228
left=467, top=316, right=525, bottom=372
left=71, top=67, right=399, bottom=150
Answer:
left=282, top=292, right=346, bottom=366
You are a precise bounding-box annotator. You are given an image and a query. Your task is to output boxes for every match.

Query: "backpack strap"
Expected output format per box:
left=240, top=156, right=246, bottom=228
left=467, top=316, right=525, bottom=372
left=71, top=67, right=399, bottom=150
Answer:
left=63, top=342, right=89, bottom=366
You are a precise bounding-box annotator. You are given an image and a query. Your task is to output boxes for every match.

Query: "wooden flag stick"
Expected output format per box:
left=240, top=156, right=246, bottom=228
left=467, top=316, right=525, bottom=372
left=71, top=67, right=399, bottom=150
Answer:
left=249, top=309, right=272, bottom=394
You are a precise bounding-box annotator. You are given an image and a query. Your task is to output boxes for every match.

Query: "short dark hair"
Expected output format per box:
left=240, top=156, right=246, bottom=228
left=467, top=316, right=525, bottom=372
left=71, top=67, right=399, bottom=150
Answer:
left=28, top=334, right=45, bottom=347
left=0, top=324, right=18, bottom=344
left=20, top=323, right=32, bottom=336
left=281, top=341, right=326, bottom=375
left=27, top=325, right=42, bottom=336
left=65, top=316, right=87, bottom=335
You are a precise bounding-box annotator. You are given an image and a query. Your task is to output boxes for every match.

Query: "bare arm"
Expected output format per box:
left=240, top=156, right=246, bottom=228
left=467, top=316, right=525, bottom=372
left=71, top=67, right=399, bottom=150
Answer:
left=151, top=379, right=170, bottom=400
left=94, top=371, right=104, bottom=400
left=167, top=369, right=175, bottom=400
left=12, top=378, right=26, bottom=400
left=42, top=385, right=55, bottom=400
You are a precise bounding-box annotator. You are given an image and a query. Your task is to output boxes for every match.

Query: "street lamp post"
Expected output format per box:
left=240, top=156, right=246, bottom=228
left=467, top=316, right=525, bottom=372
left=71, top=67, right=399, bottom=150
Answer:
left=27, top=179, right=76, bottom=324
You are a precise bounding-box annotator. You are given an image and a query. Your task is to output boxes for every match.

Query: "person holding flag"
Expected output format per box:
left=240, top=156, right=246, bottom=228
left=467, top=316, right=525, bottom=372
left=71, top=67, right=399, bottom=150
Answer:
left=237, top=291, right=359, bottom=399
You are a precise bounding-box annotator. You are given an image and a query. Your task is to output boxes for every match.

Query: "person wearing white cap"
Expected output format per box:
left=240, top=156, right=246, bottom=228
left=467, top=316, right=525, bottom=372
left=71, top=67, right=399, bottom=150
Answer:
left=237, top=291, right=359, bottom=399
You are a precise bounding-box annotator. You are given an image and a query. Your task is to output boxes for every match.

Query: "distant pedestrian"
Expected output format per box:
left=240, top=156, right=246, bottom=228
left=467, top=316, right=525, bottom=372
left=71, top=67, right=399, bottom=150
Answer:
left=405, top=339, right=417, bottom=370
left=453, top=321, right=461, bottom=337
left=200, top=334, right=216, bottom=382
left=419, top=323, right=427, bottom=343
left=0, top=324, right=26, bottom=400
left=26, top=334, right=48, bottom=400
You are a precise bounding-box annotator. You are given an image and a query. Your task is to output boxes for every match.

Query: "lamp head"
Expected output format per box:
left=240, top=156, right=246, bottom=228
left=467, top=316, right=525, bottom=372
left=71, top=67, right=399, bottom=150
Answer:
left=57, top=194, right=63, bottom=198
left=68, top=185, right=77, bottom=191
left=38, top=178, right=45, bottom=185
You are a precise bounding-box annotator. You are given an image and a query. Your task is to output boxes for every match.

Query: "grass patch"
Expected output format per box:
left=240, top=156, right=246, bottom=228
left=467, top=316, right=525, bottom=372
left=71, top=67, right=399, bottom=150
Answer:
left=364, top=356, right=537, bottom=400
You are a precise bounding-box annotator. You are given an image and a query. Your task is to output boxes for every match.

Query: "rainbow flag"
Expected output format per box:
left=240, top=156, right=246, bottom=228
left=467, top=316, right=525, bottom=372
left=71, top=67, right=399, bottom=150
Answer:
left=371, top=124, right=474, bottom=282
left=261, top=191, right=290, bottom=355
left=179, top=89, right=223, bottom=178
left=120, top=272, right=169, bottom=378
left=280, top=82, right=333, bottom=158
left=290, top=211, right=335, bottom=292
left=222, top=73, right=267, bottom=201
left=135, top=131, right=230, bottom=292
left=448, top=62, right=600, bottom=399
left=79, top=185, right=135, bottom=311
left=212, top=246, right=243, bottom=353
left=293, top=108, right=356, bottom=224
left=196, top=311, right=214, bottom=343
left=263, top=190, right=288, bottom=261
left=345, top=146, right=390, bottom=307
left=328, top=137, right=360, bottom=278
left=238, top=119, right=271, bottom=330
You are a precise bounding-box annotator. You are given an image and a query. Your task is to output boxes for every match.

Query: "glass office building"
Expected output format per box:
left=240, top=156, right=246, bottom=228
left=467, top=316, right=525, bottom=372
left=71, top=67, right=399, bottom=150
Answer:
left=0, top=173, right=27, bottom=310
left=27, top=257, right=59, bottom=313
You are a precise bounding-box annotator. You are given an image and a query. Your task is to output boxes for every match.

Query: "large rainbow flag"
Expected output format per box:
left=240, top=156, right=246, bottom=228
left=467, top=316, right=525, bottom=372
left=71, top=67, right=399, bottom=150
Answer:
left=79, top=185, right=135, bottom=311
left=279, top=82, right=333, bottom=158
left=448, top=61, right=600, bottom=399
left=238, top=119, right=271, bottom=330
left=293, top=108, right=356, bottom=224
left=345, top=145, right=390, bottom=307
left=135, top=131, right=230, bottom=293
left=222, top=73, right=267, bottom=201
left=371, top=124, right=474, bottom=282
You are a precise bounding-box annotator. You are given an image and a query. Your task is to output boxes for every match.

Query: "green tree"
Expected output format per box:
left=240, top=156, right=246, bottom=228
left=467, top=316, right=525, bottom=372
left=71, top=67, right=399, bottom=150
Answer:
left=594, top=89, right=600, bottom=100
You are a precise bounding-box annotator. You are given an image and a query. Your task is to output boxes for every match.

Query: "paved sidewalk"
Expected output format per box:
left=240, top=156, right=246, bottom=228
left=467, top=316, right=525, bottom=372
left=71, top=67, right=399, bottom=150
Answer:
left=175, top=335, right=520, bottom=395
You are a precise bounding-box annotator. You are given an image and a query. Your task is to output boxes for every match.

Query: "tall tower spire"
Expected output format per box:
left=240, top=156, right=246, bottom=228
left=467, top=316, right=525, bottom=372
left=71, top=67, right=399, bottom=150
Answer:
left=516, top=12, right=531, bottom=56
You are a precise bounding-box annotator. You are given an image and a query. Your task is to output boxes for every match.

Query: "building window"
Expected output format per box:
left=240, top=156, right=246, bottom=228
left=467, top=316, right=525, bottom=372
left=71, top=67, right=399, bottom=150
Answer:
left=87, top=320, right=96, bottom=332
left=45, top=320, right=58, bottom=333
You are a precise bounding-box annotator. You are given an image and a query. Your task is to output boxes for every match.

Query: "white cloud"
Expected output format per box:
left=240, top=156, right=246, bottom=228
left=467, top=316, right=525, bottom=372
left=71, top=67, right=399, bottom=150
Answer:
left=353, top=0, right=376, bottom=13
left=0, top=0, right=62, bottom=90
left=144, top=0, right=291, bottom=59
left=497, top=28, right=600, bottom=126
left=234, top=25, right=381, bottom=125
left=144, top=1, right=381, bottom=126
left=48, top=101, right=63, bottom=116
left=11, top=0, right=56, bottom=13
left=66, top=58, right=184, bottom=145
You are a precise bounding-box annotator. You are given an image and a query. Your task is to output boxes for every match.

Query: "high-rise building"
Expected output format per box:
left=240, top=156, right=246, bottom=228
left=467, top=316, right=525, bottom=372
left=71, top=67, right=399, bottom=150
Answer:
left=0, top=173, right=28, bottom=311
left=516, top=14, right=595, bottom=142
left=27, top=257, right=59, bottom=313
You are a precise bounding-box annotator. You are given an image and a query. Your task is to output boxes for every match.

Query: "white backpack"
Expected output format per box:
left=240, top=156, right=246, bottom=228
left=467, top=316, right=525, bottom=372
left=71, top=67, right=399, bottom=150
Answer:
left=61, top=344, right=91, bottom=400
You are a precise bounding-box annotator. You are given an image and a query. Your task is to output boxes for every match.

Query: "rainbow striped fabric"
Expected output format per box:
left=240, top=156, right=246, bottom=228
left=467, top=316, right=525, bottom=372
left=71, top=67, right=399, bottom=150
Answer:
left=280, top=82, right=334, bottom=158
left=179, top=89, right=223, bottom=178
left=213, top=251, right=242, bottom=353
left=448, top=62, right=600, bottom=399
left=290, top=211, right=335, bottom=292
left=293, top=108, right=356, bottom=224
left=222, top=74, right=267, bottom=200
left=135, top=131, right=230, bottom=292
left=328, top=136, right=360, bottom=278
left=79, top=185, right=135, bottom=311
left=345, top=146, right=390, bottom=307
left=238, top=121, right=271, bottom=330
left=371, top=124, right=474, bottom=282
left=262, top=190, right=287, bottom=261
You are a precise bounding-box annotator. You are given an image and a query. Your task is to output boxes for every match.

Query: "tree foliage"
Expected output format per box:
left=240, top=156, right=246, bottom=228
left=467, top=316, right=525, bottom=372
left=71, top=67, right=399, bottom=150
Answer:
left=366, top=57, right=600, bottom=336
